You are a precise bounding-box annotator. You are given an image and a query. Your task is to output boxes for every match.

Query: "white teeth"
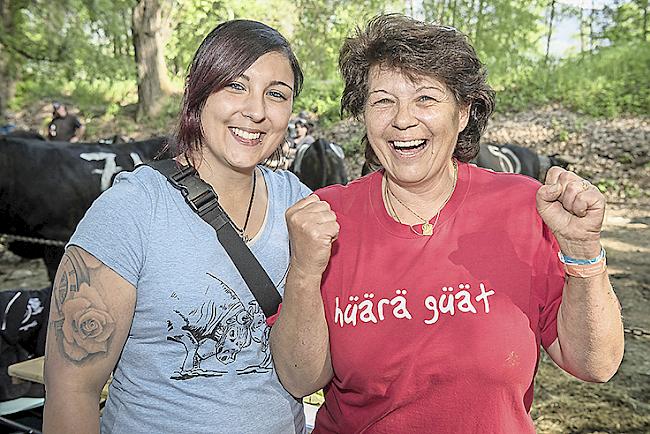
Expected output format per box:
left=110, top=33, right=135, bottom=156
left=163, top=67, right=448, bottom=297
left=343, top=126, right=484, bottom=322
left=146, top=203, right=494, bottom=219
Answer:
left=393, top=139, right=425, bottom=148
left=232, top=128, right=261, bottom=140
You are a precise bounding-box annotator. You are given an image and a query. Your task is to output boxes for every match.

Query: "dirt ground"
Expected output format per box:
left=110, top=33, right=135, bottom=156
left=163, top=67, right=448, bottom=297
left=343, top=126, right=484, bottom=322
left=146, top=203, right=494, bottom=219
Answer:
left=1, top=106, right=649, bottom=432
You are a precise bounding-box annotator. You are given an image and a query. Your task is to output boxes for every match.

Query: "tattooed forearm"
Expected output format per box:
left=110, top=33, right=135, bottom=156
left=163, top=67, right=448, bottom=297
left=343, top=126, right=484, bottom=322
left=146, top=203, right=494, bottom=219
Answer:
left=50, top=247, right=116, bottom=363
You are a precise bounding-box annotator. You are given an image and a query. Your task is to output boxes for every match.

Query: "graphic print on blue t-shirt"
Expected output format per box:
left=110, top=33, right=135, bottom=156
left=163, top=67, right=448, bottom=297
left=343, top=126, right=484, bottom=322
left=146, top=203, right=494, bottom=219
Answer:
left=166, top=272, right=273, bottom=380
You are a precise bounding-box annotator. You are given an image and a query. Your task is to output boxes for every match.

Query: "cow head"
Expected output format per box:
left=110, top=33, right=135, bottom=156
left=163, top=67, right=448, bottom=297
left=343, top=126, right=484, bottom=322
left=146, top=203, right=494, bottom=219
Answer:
left=214, top=307, right=253, bottom=365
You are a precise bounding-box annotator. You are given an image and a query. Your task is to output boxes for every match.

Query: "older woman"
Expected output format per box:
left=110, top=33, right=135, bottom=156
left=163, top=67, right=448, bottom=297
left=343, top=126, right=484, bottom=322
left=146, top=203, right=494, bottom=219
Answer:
left=270, top=14, right=624, bottom=433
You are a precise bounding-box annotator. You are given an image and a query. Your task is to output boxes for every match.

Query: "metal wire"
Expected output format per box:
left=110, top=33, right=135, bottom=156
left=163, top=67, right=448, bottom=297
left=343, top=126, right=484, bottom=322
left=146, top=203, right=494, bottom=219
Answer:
left=0, top=233, right=67, bottom=247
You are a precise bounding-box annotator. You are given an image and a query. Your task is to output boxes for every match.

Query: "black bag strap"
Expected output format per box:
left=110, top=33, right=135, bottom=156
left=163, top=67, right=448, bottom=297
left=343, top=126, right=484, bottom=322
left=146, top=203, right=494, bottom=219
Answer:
left=144, top=159, right=281, bottom=318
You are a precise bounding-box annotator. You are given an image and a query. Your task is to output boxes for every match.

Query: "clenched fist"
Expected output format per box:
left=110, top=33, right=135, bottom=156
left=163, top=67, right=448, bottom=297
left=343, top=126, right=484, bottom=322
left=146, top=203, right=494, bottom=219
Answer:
left=536, top=166, right=605, bottom=259
left=285, top=194, right=339, bottom=277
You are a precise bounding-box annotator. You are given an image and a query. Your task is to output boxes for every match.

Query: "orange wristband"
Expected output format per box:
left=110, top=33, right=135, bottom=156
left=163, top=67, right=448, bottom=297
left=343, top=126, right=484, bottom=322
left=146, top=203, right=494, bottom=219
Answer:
left=563, top=258, right=607, bottom=278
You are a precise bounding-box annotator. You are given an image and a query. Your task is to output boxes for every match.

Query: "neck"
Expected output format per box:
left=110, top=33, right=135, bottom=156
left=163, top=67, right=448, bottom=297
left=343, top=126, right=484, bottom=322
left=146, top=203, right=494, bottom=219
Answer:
left=180, top=151, right=264, bottom=242
left=384, top=160, right=458, bottom=224
left=183, top=152, right=255, bottom=199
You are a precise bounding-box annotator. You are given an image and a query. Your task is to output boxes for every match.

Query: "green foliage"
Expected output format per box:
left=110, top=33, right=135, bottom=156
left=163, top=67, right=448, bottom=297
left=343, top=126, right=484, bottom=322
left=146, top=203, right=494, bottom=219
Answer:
left=4, top=0, right=648, bottom=133
left=167, top=0, right=296, bottom=79
left=295, top=79, right=343, bottom=126
left=600, top=0, right=649, bottom=44
left=497, top=42, right=650, bottom=117
left=291, top=0, right=401, bottom=122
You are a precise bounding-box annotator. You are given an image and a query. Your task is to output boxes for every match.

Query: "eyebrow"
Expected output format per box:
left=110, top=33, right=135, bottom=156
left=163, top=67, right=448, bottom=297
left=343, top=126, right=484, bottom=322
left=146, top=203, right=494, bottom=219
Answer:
left=369, top=85, right=445, bottom=95
left=271, top=80, right=293, bottom=91
left=240, top=74, right=293, bottom=91
left=416, top=85, right=445, bottom=93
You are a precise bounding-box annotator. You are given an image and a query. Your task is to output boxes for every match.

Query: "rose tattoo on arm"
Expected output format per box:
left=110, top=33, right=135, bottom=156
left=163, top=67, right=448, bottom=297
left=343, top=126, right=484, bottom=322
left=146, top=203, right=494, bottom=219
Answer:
left=51, top=248, right=116, bottom=363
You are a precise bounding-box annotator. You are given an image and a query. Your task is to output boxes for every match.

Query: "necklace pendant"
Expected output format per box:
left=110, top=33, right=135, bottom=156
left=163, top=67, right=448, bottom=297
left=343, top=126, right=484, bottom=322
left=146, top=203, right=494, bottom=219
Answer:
left=421, top=222, right=433, bottom=236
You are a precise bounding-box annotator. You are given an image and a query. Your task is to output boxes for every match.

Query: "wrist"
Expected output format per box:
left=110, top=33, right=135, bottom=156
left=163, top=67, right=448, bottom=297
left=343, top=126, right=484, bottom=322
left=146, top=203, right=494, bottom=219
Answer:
left=558, top=247, right=607, bottom=278
left=556, top=239, right=602, bottom=259
left=287, top=262, right=325, bottom=285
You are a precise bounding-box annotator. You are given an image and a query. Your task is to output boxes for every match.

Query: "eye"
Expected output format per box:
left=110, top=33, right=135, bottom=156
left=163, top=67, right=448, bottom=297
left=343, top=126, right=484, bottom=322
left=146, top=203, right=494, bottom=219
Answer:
left=226, top=81, right=246, bottom=92
left=417, top=94, right=439, bottom=103
left=370, top=97, right=393, bottom=106
left=267, top=89, right=288, bottom=101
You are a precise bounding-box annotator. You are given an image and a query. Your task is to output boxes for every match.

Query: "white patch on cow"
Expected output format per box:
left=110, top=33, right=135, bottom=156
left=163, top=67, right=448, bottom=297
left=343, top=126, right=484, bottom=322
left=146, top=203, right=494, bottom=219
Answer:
left=80, top=152, right=123, bottom=191
left=1, top=292, right=21, bottom=331
left=130, top=152, right=144, bottom=166
left=499, top=147, right=522, bottom=173
left=24, top=297, right=44, bottom=325
left=329, top=142, right=345, bottom=159
left=486, top=144, right=522, bottom=174
left=19, top=320, right=38, bottom=332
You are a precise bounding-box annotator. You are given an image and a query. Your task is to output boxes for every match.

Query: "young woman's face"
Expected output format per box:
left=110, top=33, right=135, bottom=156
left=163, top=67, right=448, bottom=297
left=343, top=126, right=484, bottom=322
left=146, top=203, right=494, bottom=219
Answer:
left=200, top=51, right=294, bottom=172
left=364, top=66, right=469, bottom=188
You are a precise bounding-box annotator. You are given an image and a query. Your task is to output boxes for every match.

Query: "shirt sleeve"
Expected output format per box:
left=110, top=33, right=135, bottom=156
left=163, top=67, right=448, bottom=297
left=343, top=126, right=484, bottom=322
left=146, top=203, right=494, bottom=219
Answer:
left=536, top=224, right=566, bottom=349
left=284, top=169, right=312, bottom=202
left=67, top=170, right=153, bottom=286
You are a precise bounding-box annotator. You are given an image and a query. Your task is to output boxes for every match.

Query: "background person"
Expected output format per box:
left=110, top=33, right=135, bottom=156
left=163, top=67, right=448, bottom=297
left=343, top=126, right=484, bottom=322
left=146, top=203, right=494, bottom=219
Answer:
left=47, top=101, right=84, bottom=142
left=292, top=118, right=315, bottom=148
left=271, top=14, right=624, bottom=433
left=43, top=19, right=309, bottom=434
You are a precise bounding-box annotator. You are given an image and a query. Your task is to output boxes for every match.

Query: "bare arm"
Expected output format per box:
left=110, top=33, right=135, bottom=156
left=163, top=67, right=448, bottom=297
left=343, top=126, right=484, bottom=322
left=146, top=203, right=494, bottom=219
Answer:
left=547, top=269, right=623, bottom=382
left=43, top=246, right=136, bottom=434
left=537, top=167, right=624, bottom=382
left=270, top=195, right=338, bottom=397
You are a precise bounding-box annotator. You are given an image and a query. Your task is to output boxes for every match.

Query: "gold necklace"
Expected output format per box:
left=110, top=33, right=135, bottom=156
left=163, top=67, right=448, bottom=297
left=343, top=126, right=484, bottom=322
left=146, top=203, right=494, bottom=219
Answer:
left=384, top=160, right=458, bottom=236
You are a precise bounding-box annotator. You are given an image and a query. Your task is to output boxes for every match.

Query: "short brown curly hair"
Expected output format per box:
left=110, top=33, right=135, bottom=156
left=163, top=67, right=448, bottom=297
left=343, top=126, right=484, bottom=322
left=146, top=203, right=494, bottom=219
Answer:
left=339, top=13, right=495, bottom=164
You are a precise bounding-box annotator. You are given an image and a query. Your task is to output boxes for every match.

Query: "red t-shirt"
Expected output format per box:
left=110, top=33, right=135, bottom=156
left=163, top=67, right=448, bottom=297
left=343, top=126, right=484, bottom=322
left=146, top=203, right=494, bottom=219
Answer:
left=312, top=162, right=565, bottom=433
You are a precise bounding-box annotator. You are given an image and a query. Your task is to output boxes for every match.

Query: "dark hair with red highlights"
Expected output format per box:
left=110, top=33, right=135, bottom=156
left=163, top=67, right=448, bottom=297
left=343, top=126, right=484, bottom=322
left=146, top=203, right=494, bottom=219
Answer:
left=173, top=20, right=303, bottom=161
left=339, top=14, right=495, bottom=165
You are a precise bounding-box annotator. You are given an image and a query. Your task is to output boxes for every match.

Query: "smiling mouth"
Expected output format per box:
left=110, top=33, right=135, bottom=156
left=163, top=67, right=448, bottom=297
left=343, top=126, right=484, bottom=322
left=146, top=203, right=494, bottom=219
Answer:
left=231, top=127, right=262, bottom=140
left=391, top=139, right=427, bottom=154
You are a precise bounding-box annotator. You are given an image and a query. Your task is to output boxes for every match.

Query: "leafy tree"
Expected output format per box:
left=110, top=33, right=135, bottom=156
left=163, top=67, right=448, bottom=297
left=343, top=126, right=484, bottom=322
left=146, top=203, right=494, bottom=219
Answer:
left=600, top=0, right=649, bottom=43
left=132, top=0, right=175, bottom=120
left=0, top=0, right=72, bottom=119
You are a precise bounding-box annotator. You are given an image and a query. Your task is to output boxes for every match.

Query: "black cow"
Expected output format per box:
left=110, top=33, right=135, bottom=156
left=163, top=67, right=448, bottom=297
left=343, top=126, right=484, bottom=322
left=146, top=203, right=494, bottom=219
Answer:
left=0, top=136, right=168, bottom=282
left=473, top=143, right=568, bottom=181
left=0, top=286, right=51, bottom=400
left=362, top=143, right=567, bottom=181
left=2, top=129, right=46, bottom=140
left=290, top=138, right=348, bottom=191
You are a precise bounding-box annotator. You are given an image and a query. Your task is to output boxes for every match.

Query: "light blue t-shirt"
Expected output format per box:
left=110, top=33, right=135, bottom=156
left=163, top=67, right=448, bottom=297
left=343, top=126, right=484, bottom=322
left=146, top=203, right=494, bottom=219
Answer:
left=69, top=164, right=310, bottom=434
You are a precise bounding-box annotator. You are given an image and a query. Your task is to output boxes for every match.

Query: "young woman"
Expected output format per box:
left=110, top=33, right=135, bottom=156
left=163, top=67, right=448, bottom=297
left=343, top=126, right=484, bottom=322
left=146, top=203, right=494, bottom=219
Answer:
left=44, top=20, right=309, bottom=433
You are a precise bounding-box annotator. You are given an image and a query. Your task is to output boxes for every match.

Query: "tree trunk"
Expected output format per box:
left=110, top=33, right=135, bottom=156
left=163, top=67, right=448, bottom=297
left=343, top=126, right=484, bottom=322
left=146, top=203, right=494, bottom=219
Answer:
left=438, top=0, right=447, bottom=23
left=0, top=0, right=18, bottom=121
left=590, top=1, right=596, bottom=52
left=580, top=6, right=585, bottom=53
left=132, top=0, right=173, bottom=120
left=545, top=0, right=556, bottom=64
left=643, top=0, right=648, bottom=42
left=475, top=0, right=485, bottom=43
left=451, top=0, right=457, bottom=27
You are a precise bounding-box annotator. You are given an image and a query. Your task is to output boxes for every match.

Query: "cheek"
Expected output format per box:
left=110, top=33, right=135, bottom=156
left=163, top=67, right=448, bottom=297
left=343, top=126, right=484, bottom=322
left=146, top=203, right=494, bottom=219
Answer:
left=364, top=109, right=389, bottom=138
left=269, top=106, right=292, bottom=133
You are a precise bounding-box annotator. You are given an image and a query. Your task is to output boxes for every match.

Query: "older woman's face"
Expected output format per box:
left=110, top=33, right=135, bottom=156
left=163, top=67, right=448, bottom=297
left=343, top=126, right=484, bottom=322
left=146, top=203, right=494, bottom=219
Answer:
left=364, top=66, right=469, bottom=187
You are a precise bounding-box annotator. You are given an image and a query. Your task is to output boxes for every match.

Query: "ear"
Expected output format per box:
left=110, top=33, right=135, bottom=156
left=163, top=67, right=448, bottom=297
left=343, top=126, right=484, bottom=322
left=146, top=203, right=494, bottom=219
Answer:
left=457, top=103, right=470, bottom=133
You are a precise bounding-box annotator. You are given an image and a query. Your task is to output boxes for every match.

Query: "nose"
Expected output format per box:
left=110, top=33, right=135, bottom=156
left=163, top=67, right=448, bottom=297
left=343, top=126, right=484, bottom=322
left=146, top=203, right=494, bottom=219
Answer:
left=391, top=101, right=417, bottom=130
left=241, top=93, right=266, bottom=123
